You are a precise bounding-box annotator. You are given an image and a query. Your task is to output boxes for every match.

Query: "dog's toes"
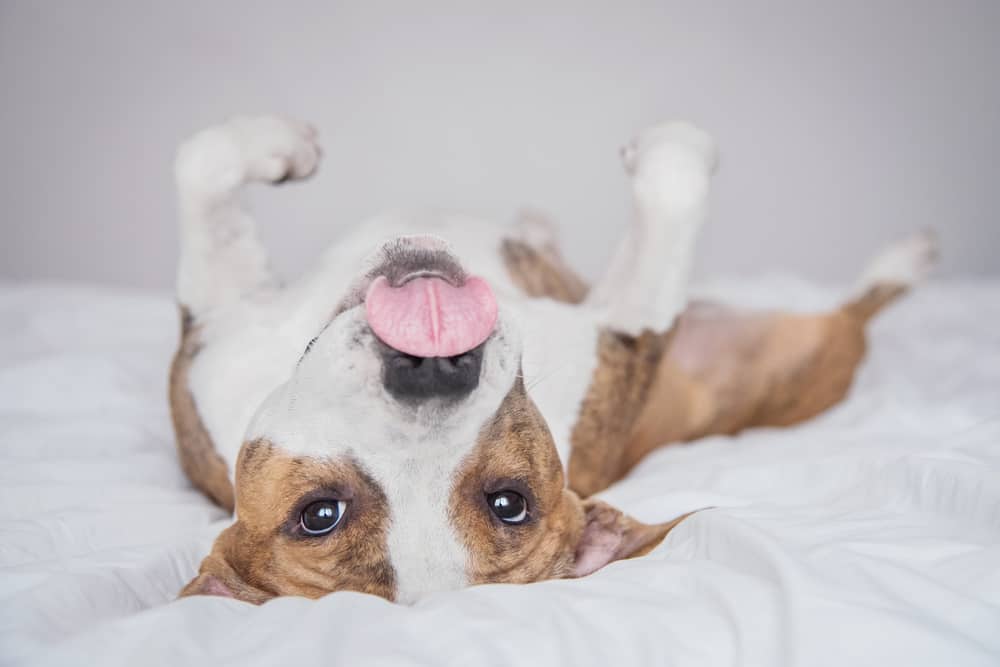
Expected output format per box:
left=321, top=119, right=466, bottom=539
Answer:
left=176, top=115, right=322, bottom=194
left=228, top=115, right=321, bottom=184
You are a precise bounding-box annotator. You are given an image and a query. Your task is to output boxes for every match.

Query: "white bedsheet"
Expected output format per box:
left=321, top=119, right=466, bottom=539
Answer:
left=1, top=279, right=998, bottom=666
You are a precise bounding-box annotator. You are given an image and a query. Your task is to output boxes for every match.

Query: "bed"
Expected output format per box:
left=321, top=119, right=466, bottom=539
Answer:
left=1, top=277, right=998, bottom=666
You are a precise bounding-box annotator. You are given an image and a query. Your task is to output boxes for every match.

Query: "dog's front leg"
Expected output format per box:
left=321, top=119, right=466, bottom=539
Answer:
left=586, top=122, right=718, bottom=336
left=174, top=115, right=321, bottom=317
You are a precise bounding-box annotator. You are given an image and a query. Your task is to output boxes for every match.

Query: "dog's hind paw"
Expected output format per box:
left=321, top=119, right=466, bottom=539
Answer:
left=857, top=229, right=940, bottom=290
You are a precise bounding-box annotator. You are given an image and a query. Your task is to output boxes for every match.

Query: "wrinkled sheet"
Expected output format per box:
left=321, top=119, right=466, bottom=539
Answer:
left=0, top=279, right=998, bottom=666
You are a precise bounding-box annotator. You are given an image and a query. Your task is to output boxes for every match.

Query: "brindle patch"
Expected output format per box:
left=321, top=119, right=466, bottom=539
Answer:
left=169, top=306, right=235, bottom=511
left=567, top=329, right=673, bottom=498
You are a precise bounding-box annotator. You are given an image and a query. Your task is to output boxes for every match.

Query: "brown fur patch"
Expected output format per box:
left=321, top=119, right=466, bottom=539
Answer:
left=450, top=378, right=692, bottom=585
left=169, top=307, right=235, bottom=512
left=845, top=284, right=909, bottom=323
left=570, top=287, right=909, bottom=497
left=451, top=379, right=585, bottom=584
left=567, top=330, right=673, bottom=498
left=624, top=295, right=903, bottom=479
left=501, top=239, right=589, bottom=304
left=180, top=439, right=396, bottom=603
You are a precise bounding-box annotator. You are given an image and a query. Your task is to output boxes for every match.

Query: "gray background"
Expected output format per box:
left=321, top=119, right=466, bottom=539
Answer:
left=2, top=1, right=997, bottom=289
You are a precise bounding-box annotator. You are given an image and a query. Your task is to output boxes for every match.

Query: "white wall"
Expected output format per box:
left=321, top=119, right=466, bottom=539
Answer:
left=2, top=1, right=997, bottom=289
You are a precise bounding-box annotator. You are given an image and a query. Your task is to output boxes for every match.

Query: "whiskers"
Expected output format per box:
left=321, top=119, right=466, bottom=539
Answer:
left=518, top=357, right=580, bottom=395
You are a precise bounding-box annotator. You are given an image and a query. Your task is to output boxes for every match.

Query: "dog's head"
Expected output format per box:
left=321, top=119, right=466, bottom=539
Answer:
left=182, top=236, right=686, bottom=604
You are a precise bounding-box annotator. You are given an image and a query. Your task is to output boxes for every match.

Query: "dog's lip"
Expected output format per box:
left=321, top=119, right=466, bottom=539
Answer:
left=328, top=262, right=466, bottom=322
left=395, top=269, right=458, bottom=288
left=327, top=236, right=470, bottom=323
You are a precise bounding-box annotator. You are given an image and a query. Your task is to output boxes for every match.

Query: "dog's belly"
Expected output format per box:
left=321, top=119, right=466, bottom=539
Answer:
left=189, top=212, right=600, bottom=476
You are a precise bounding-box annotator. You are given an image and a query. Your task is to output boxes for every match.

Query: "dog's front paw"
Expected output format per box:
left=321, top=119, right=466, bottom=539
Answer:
left=622, top=121, right=718, bottom=214
left=176, top=115, right=321, bottom=195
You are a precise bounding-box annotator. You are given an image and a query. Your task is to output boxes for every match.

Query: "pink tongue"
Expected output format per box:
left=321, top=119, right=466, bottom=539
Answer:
left=365, top=275, right=498, bottom=357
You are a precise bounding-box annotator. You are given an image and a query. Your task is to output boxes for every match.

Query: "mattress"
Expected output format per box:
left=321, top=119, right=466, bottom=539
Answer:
left=1, top=278, right=998, bottom=666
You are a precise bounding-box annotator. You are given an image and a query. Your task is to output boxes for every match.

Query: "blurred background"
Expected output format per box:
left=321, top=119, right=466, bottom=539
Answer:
left=1, top=1, right=997, bottom=290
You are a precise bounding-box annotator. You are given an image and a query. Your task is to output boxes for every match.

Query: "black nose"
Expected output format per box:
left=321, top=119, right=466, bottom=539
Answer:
left=380, top=344, right=484, bottom=402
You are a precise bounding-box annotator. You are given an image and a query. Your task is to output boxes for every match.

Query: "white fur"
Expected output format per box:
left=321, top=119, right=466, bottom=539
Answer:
left=175, top=115, right=320, bottom=315
left=247, top=306, right=521, bottom=602
left=588, top=121, right=718, bottom=336
left=856, top=229, right=939, bottom=293
left=505, top=298, right=600, bottom=464
left=176, top=115, right=713, bottom=600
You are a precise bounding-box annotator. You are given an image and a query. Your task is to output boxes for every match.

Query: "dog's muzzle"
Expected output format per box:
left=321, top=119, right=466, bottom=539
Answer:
left=364, top=237, right=498, bottom=403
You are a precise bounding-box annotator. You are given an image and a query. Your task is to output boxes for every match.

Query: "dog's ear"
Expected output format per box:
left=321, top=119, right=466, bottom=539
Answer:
left=179, top=530, right=274, bottom=604
left=181, top=571, right=237, bottom=599
left=572, top=498, right=694, bottom=577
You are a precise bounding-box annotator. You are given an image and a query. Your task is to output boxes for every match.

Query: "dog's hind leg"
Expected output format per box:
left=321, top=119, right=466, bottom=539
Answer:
left=174, top=115, right=321, bottom=317
left=621, top=230, right=939, bottom=475
left=847, top=229, right=939, bottom=322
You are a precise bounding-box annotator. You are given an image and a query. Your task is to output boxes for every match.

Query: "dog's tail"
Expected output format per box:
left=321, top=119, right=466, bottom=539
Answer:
left=844, top=230, right=939, bottom=323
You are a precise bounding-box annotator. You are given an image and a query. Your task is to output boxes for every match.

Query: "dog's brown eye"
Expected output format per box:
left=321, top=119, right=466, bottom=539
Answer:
left=300, top=500, right=346, bottom=535
left=487, top=490, right=528, bottom=524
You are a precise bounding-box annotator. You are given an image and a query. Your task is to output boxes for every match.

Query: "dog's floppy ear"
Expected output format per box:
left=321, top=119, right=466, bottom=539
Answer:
left=181, top=571, right=238, bottom=599
left=179, top=530, right=274, bottom=604
left=572, top=498, right=695, bottom=577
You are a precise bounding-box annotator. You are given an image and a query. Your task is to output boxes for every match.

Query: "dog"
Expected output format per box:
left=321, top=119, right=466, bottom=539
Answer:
left=171, top=115, right=936, bottom=604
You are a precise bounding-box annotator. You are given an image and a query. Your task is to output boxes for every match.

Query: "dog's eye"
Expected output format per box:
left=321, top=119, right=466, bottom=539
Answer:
left=487, top=490, right=528, bottom=524
left=300, top=500, right=347, bottom=535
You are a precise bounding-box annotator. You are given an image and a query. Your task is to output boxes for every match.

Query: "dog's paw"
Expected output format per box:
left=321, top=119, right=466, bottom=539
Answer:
left=510, top=208, right=560, bottom=252
left=622, top=121, right=718, bottom=176
left=176, top=115, right=321, bottom=195
left=858, top=229, right=940, bottom=289
left=621, top=121, right=718, bottom=214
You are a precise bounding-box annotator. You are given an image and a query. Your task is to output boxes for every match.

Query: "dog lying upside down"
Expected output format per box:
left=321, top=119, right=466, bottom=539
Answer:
left=170, top=116, right=936, bottom=603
